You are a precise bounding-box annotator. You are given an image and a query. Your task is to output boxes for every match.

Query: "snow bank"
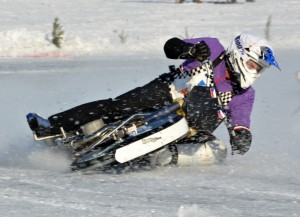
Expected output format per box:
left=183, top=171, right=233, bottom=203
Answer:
left=0, top=0, right=299, bottom=58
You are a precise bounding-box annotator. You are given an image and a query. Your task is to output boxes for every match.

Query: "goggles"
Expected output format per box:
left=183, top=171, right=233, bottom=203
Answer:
left=245, top=59, right=263, bottom=74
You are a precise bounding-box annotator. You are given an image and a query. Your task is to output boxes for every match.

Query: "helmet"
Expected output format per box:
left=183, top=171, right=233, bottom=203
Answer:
left=226, top=32, right=280, bottom=89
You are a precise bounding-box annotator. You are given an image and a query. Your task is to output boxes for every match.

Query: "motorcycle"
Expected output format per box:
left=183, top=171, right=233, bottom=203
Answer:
left=29, top=100, right=227, bottom=172
left=28, top=61, right=228, bottom=172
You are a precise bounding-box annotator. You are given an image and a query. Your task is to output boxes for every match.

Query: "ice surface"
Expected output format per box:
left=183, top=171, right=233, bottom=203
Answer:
left=0, top=0, right=299, bottom=216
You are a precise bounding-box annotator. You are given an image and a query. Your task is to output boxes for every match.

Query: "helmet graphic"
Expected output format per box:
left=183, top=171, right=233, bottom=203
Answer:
left=226, top=32, right=280, bottom=89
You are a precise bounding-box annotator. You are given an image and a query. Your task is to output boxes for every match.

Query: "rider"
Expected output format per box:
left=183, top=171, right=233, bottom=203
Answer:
left=27, top=32, right=280, bottom=155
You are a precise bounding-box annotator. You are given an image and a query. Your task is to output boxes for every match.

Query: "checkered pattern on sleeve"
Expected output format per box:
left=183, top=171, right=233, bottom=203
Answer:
left=191, top=65, right=214, bottom=87
left=219, top=91, right=233, bottom=106
left=190, top=65, right=207, bottom=76
left=180, top=64, right=208, bottom=78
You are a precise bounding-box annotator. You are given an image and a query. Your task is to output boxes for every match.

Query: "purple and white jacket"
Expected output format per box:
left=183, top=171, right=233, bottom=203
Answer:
left=182, top=37, right=255, bottom=129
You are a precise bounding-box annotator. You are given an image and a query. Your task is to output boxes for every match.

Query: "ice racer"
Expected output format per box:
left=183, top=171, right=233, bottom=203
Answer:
left=27, top=32, right=280, bottom=156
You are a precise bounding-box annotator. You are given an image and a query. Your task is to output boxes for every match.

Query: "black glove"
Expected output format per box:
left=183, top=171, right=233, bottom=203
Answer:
left=230, top=127, right=252, bottom=155
left=164, top=38, right=210, bottom=61
left=189, top=41, right=211, bottom=61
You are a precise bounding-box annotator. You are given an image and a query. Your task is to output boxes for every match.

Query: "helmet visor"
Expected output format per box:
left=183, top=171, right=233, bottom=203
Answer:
left=258, top=47, right=280, bottom=70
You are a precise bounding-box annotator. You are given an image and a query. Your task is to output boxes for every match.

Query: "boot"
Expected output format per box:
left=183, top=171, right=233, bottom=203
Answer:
left=27, top=113, right=52, bottom=136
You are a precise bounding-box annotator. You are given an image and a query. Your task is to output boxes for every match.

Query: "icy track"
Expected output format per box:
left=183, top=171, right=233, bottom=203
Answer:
left=0, top=0, right=300, bottom=216
left=0, top=49, right=299, bottom=216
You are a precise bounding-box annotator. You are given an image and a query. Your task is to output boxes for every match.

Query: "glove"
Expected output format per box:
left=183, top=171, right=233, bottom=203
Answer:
left=189, top=41, right=211, bottom=61
left=164, top=38, right=211, bottom=61
left=230, top=126, right=252, bottom=155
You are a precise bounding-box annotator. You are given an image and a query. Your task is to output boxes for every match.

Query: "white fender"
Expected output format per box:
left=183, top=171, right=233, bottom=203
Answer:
left=115, top=117, right=189, bottom=164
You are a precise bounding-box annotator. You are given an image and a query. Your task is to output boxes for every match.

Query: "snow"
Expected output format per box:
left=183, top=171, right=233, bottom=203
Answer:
left=0, top=0, right=300, bottom=216
left=1, top=0, right=300, bottom=57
